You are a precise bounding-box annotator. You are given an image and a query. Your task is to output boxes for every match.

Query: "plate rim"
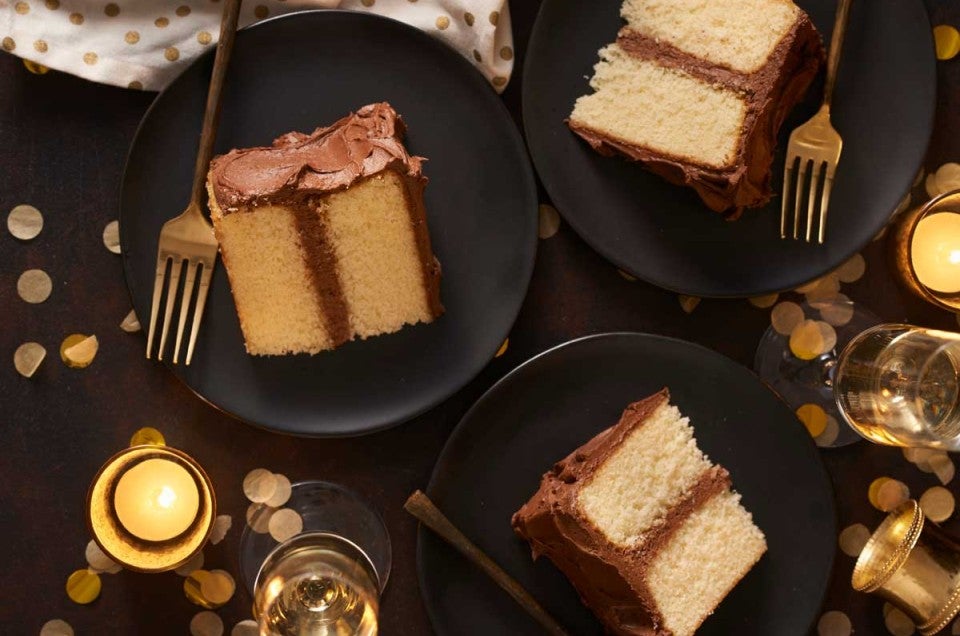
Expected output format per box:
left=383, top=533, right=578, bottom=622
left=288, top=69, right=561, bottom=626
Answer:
left=118, top=9, right=540, bottom=437
left=520, top=0, right=936, bottom=298
left=417, top=331, right=838, bottom=634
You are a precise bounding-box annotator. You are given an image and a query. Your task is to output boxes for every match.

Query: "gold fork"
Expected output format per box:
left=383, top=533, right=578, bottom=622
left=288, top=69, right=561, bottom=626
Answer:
left=781, top=0, right=853, bottom=244
left=146, top=0, right=241, bottom=365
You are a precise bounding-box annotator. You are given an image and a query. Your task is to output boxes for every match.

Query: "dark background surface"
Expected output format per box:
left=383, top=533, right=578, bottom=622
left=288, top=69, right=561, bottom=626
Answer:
left=2, top=0, right=959, bottom=634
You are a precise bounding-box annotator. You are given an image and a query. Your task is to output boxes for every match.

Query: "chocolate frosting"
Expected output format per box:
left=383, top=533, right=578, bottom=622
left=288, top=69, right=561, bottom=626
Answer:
left=569, top=12, right=824, bottom=217
left=511, top=390, right=734, bottom=636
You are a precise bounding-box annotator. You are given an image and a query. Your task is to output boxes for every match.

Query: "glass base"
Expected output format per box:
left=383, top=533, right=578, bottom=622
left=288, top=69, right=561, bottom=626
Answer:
left=239, top=481, right=391, bottom=595
left=754, top=299, right=881, bottom=448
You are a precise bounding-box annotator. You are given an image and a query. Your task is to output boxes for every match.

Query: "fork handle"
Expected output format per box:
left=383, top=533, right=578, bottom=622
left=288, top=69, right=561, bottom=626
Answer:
left=189, top=0, right=243, bottom=209
left=823, top=0, right=853, bottom=109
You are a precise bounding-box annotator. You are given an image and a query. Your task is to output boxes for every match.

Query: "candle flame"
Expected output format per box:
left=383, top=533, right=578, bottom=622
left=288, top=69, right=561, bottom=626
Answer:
left=156, top=486, right=177, bottom=509
left=950, top=250, right=960, bottom=265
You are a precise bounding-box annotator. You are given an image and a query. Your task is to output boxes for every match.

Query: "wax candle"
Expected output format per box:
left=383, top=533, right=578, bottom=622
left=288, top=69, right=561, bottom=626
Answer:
left=113, top=458, right=200, bottom=542
left=912, top=212, right=960, bottom=294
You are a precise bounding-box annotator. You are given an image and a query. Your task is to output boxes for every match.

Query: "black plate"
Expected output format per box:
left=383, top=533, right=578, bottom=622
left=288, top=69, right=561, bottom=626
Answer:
left=523, top=0, right=935, bottom=297
left=120, top=11, right=538, bottom=436
left=418, top=333, right=836, bottom=635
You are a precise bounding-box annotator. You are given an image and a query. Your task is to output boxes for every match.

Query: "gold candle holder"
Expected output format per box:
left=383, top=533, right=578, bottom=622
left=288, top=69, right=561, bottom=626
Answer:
left=852, top=500, right=960, bottom=635
left=87, top=445, right=215, bottom=573
left=891, top=190, right=960, bottom=312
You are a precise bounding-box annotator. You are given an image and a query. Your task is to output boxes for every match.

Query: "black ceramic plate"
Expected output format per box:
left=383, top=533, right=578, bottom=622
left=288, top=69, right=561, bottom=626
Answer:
left=523, top=0, right=935, bottom=297
left=418, top=333, right=836, bottom=635
left=120, top=11, right=537, bottom=436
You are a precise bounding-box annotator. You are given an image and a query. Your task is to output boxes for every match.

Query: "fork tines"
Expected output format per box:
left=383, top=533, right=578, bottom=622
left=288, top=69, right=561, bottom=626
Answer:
left=146, top=249, right=215, bottom=366
left=781, top=157, right=835, bottom=244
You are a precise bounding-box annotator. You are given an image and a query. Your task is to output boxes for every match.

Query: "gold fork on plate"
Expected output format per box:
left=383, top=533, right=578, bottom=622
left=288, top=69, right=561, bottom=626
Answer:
left=781, top=0, right=853, bottom=244
left=146, top=0, right=241, bottom=365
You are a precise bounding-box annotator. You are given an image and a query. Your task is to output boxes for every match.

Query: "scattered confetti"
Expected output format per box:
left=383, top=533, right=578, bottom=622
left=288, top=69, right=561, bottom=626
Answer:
left=933, top=453, right=956, bottom=485
left=246, top=503, right=275, bottom=534
left=937, top=163, right=960, bottom=193
left=678, top=295, right=700, bottom=313
left=838, top=524, right=871, bottom=557
left=264, top=474, right=292, bottom=508
left=268, top=508, right=303, bottom=543
left=495, top=339, right=508, bottom=358
left=209, top=515, right=232, bottom=545
left=814, top=416, right=840, bottom=447
left=184, top=570, right=217, bottom=608
left=14, top=342, right=46, bottom=378
left=175, top=550, right=204, bottom=577
left=876, top=479, right=910, bottom=512
left=813, top=295, right=854, bottom=327
left=62, top=335, right=99, bottom=368
left=618, top=269, right=637, bottom=282
left=7, top=204, right=43, bottom=240
left=817, top=610, right=852, bottom=636
left=927, top=172, right=943, bottom=199
left=795, top=277, right=826, bottom=294
left=102, top=220, right=121, bottom=254
left=17, top=268, right=52, bottom=303
left=934, top=25, right=960, bottom=61
left=40, top=619, right=74, bottom=636
left=748, top=294, right=779, bottom=308
left=868, top=477, right=891, bottom=509
left=835, top=254, right=866, bottom=283
left=789, top=320, right=829, bottom=360
left=130, top=427, right=165, bottom=447
left=66, top=568, right=101, bottom=604
left=200, top=569, right=236, bottom=606
left=231, top=621, right=259, bottom=636
left=771, top=301, right=804, bottom=335
left=884, top=605, right=915, bottom=636
left=190, top=611, right=224, bottom=636
left=804, top=275, right=842, bottom=302
left=537, top=203, right=560, bottom=239
left=243, top=468, right=278, bottom=504
left=120, top=310, right=141, bottom=333
left=796, top=403, right=828, bottom=437
left=920, top=486, right=955, bottom=523
left=85, top=540, right=120, bottom=573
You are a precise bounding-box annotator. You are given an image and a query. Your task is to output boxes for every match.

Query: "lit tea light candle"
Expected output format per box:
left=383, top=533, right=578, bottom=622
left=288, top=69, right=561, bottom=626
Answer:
left=114, top=458, right=200, bottom=542
left=911, top=212, right=960, bottom=294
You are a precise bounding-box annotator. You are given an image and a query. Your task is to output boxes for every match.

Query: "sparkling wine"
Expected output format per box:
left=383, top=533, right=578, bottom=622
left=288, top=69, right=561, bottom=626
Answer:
left=255, top=533, right=379, bottom=636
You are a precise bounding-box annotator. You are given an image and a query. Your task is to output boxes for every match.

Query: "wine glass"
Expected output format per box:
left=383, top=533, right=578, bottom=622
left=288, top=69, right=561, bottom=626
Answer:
left=239, top=481, right=391, bottom=636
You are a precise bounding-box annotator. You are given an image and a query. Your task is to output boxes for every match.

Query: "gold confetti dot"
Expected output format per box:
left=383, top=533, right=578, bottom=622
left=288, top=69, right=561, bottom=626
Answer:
left=814, top=415, right=840, bottom=447
left=678, top=295, right=700, bottom=314
left=435, top=15, right=449, bottom=30
left=34, top=40, right=48, bottom=53
left=85, top=540, right=120, bottom=573
left=796, top=403, right=828, bottom=437
left=174, top=550, right=204, bottom=577
left=790, top=320, right=836, bottom=360
left=868, top=477, right=891, bottom=508
left=264, top=475, right=292, bottom=508
left=197, top=31, right=212, bottom=45
left=18, top=269, right=52, bottom=303
left=231, top=621, right=258, bottom=636
left=254, top=4, right=268, bottom=18
left=184, top=570, right=217, bottom=608
left=771, top=301, right=804, bottom=335
left=538, top=203, right=560, bottom=239
left=104, top=3, right=119, bottom=17
left=83, top=52, right=98, bottom=65
left=813, top=295, right=854, bottom=327
left=125, top=31, right=140, bottom=44
left=246, top=503, right=275, bottom=534
left=155, top=17, right=170, bottom=28
left=932, top=453, right=956, bottom=485
left=920, top=486, right=955, bottom=522
left=103, top=220, right=121, bottom=253
left=884, top=605, right=915, bottom=636
left=23, top=60, right=49, bottom=74
left=836, top=253, right=866, bottom=283
left=748, top=293, right=778, bottom=308
left=926, top=172, right=942, bottom=199
left=804, top=275, right=842, bottom=303
left=120, top=309, right=141, bottom=333
left=200, top=569, right=236, bottom=606
left=7, top=204, right=43, bottom=240
left=130, top=427, right=165, bottom=447
left=2, top=37, right=15, bottom=52
left=818, top=610, right=852, bottom=636
left=190, top=611, right=224, bottom=636
left=176, top=5, right=191, bottom=17
left=618, top=269, right=637, bottom=282
left=128, top=81, right=143, bottom=90
left=14, top=342, right=46, bottom=378
left=876, top=479, right=909, bottom=512
left=495, top=339, right=508, bottom=358
left=243, top=468, right=278, bottom=503
left=934, top=25, right=960, bottom=61
left=62, top=335, right=99, bottom=368
left=838, top=524, right=871, bottom=558
left=473, top=49, right=482, bottom=63
left=15, top=2, right=30, bottom=15
left=464, top=11, right=475, bottom=26
left=69, top=12, right=84, bottom=24
left=492, top=76, right=508, bottom=88
left=44, top=0, right=60, bottom=9
left=936, top=163, right=960, bottom=193
left=209, top=514, right=232, bottom=545
left=165, top=47, right=180, bottom=62
left=489, top=11, right=499, bottom=26
left=268, top=508, right=303, bottom=542
left=360, top=0, right=374, bottom=6
left=500, top=46, right=514, bottom=61
left=40, top=620, right=73, bottom=636
left=66, top=569, right=101, bottom=604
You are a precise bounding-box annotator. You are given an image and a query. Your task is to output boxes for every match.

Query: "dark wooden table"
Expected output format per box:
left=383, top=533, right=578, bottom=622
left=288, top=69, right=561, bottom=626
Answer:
left=3, top=2, right=959, bottom=634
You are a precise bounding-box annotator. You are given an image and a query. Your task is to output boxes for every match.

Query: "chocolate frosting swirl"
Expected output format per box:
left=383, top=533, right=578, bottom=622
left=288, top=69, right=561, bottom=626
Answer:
left=208, top=102, right=424, bottom=210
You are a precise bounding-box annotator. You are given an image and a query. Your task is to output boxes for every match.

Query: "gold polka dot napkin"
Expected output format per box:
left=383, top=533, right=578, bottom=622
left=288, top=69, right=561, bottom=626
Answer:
left=0, top=0, right=514, bottom=92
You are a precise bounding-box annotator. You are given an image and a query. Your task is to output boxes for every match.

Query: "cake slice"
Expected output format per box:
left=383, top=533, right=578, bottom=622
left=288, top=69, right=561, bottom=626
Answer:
left=206, top=103, right=442, bottom=356
left=569, top=0, right=824, bottom=216
left=512, top=389, right=767, bottom=636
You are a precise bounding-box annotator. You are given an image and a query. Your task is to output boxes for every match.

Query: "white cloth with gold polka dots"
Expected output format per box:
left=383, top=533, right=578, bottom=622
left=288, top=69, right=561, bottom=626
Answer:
left=0, top=0, right=514, bottom=92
